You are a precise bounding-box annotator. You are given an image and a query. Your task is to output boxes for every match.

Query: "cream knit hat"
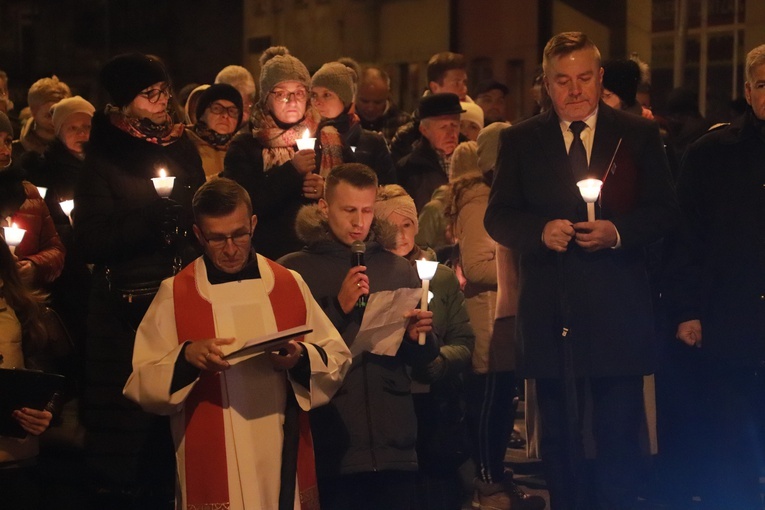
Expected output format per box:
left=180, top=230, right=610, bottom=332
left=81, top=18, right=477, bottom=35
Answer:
left=51, top=96, right=95, bottom=135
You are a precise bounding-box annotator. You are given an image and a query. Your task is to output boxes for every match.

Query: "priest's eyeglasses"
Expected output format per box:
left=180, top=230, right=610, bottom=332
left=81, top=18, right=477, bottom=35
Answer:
left=199, top=227, right=252, bottom=249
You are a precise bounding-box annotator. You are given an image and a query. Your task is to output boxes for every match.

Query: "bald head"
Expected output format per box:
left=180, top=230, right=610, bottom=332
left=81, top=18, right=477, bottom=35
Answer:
left=357, top=67, right=391, bottom=123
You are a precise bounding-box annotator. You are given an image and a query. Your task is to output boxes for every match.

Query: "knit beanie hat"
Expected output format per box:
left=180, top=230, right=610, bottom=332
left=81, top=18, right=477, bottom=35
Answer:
left=477, top=121, right=511, bottom=173
left=311, top=62, right=357, bottom=107
left=602, top=59, right=641, bottom=108
left=100, top=53, right=169, bottom=107
left=258, top=46, right=311, bottom=106
left=51, top=96, right=95, bottom=135
left=375, top=184, right=419, bottom=230
left=460, top=102, right=484, bottom=130
left=195, top=83, right=244, bottom=127
left=27, top=76, right=71, bottom=111
left=0, top=111, right=13, bottom=138
left=449, top=141, right=480, bottom=181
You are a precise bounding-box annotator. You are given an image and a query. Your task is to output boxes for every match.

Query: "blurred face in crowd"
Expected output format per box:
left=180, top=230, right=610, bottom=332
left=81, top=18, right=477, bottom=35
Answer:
left=58, top=112, right=92, bottom=158
left=356, top=77, right=389, bottom=122
left=430, top=69, right=468, bottom=101
left=128, top=81, right=171, bottom=124
left=320, top=181, right=376, bottom=247
left=745, top=62, right=765, bottom=121
left=544, top=48, right=603, bottom=122
left=311, top=86, right=345, bottom=120
left=460, top=120, right=481, bottom=142
left=267, top=80, right=308, bottom=125
left=601, top=88, right=622, bottom=109
left=32, top=101, right=56, bottom=135
left=193, top=202, right=256, bottom=274
left=202, top=99, right=239, bottom=135
left=476, top=89, right=507, bottom=123
left=0, top=131, right=11, bottom=168
left=386, top=211, right=417, bottom=257
left=419, top=115, right=460, bottom=156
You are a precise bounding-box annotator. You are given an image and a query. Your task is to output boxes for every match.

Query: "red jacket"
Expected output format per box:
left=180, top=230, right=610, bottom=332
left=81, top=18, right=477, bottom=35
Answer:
left=12, top=181, right=66, bottom=284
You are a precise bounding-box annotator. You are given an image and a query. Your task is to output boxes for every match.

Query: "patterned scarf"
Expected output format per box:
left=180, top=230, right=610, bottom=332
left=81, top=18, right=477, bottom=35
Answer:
left=316, top=110, right=360, bottom=178
left=107, top=106, right=185, bottom=146
left=251, top=106, right=320, bottom=172
left=192, top=120, right=233, bottom=149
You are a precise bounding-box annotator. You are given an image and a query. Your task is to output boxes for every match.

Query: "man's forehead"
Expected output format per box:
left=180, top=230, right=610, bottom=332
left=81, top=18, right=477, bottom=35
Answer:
left=329, top=183, right=376, bottom=204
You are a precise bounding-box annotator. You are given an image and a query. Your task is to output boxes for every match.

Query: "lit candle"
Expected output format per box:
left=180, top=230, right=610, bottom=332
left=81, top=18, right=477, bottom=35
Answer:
left=415, top=259, right=438, bottom=345
left=3, top=223, right=26, bottom=254
left=295, top=128, right=316, bottom=151
left=37, top=186, right=47, bottom=199
left=59, top=199, right=74, bottom=225
left=151, top=168, right=176, bottom=198
left=576, top=178, right=603, bottom=222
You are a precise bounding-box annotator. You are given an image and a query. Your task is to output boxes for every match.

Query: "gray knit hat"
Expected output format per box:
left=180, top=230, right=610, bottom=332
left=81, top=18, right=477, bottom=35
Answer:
left=258, top=46, right=310, bottom=106
left=311, top=62, right=357, bottom=107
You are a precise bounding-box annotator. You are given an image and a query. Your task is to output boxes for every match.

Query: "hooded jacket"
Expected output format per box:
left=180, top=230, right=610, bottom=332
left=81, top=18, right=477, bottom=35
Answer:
left=278, top=205, right=438, bottom=478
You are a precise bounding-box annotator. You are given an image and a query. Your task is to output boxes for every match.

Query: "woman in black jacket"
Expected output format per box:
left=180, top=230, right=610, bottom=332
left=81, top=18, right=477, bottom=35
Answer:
left=74, top=52, right=205, bottom=508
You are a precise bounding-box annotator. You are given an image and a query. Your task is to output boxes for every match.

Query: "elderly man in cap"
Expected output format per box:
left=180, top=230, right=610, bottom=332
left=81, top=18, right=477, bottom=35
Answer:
left=396, top=93, right=465, bottom=211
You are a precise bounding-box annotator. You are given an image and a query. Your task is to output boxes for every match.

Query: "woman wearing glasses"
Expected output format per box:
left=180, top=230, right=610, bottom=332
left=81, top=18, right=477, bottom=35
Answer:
left=186, top=83, right=243, bottom=181
left=222, top=46, right=322, bottom=260
left=73, top=52, right=205, bottom=508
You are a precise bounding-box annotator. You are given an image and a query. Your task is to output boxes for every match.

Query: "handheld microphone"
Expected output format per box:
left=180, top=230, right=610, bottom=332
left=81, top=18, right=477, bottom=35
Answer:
left=351, top=240, right=367, bottom=308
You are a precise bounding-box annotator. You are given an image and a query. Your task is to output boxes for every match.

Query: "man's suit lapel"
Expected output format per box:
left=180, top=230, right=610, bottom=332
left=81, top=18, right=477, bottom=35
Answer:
left=590, top=104, right=622, bottom=181
left=534, top=109, right=581, bottom=202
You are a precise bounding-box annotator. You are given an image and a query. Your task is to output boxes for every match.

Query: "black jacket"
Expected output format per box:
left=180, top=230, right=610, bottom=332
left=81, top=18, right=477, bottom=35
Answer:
left=665, top=110, right=765, bottom=368
left=396, top=138, right=448, bottom=212
left=278, top=205, right=438, bottom=478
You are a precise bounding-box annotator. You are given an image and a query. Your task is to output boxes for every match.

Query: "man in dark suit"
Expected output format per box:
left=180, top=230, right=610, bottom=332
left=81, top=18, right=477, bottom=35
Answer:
left=484, top=32, right=678, bottom=510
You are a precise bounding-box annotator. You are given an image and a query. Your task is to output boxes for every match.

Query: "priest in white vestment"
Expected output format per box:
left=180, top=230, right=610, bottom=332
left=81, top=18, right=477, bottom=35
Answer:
left=124, top=178, right=351, bottom=510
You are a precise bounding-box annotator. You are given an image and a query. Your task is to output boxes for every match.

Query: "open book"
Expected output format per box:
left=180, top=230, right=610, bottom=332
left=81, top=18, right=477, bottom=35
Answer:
left=0, top=368, right=66, bottom=438
left=223, top=326, right=313, bottom=361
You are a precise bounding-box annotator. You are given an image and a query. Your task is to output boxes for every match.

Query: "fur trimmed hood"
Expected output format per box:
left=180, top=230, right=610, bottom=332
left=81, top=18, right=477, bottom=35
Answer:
left=294, top=203, right=398, bottom=251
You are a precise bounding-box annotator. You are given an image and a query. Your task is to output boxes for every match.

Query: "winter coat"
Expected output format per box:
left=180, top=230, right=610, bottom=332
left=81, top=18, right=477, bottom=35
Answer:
left=485, top=104, right=679, bottom=379
left=359, top=103, right=412, bottom=146
left=666, top=110, right=765, bottom=368
left=222, top=133, right=310, bottom=260
left=397, top=138, right=449, bottom=212
left=184, top=127, right=227, bottom=181
left=340, top=123, right=396, bottom=185
left=278, top=206, right=439, bottom=478
left=8, top=181, right=66, bottom=286
left=74, top=111, right=204, bottom=486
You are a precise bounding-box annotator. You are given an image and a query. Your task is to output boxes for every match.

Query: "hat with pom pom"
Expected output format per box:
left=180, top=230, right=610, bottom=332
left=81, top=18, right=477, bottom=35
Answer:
left=258, top=46, right=310, bottom=105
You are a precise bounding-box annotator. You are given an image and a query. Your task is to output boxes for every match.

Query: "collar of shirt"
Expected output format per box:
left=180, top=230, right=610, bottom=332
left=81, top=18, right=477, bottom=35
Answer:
left=203, top=250, right=261, bottom=284
left=559, top=107, right=598, bottom=160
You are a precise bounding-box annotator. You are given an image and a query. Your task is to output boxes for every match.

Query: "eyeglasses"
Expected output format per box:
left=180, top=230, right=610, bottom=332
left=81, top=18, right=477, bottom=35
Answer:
left=139, top=85, right=172, bottom=104
left=199, top=226, right=252, bottom=249
left=269, top=88, right=307, bottom=103
left=208, top=102, right=240, bottom=118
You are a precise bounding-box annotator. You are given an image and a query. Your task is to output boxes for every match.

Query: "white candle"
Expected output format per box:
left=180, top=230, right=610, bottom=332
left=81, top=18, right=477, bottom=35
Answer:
left=3, top=223, right=26, bottom=254
left=576, top=178, right=603, bottom=222
left=295, top=128, right=316, bottom=151
left=151, top=168, right=176, bottom=198
left=415, top=259, right=438, bottom=345
left=37, top=186, right=47, bottom=199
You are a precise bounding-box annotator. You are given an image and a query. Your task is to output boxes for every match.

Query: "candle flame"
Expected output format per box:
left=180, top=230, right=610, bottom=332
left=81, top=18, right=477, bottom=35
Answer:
left=159, top=168, right=167, bottom=178
left=11, top=223, right=17, bottom=229
left=302, top=129, right=310, bottom=140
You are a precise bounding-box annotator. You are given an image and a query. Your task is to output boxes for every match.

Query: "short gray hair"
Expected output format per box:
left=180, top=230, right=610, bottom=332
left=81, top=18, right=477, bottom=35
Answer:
left=746, top=44, right=765, bottom=83
left=215, top=65, right=256, bottom=96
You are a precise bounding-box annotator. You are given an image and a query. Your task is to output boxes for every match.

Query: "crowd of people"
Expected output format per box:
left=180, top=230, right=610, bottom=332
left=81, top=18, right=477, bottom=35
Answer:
left=1, top=29, right=765, bottom=510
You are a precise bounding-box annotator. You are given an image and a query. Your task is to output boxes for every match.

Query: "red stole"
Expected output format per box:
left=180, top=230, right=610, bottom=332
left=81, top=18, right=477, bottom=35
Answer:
left=173, top=257, right=320, bottom=509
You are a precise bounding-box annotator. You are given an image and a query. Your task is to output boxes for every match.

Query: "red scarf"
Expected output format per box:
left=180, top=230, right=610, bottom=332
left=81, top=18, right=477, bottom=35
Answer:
left=173, top=258, right=319, bottom=509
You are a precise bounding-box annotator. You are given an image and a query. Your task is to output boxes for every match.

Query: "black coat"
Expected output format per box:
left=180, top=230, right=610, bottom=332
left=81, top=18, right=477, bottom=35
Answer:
left=485, top=105, right=679, bottom=379
left=396, top=138, right=448, bottom=212
left=665, top=110, right=765, bottom=368
left=341, top=123, right=396, bottom=185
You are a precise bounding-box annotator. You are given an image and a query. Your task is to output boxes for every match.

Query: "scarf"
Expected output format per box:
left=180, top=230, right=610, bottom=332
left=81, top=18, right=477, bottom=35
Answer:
left=192, top=120, right=234, bottom=149
left=315, top=110, right=360, bottom=178
left=251, top=106, right=320, bottom=172
left=107, top=106, right=185, bottom=146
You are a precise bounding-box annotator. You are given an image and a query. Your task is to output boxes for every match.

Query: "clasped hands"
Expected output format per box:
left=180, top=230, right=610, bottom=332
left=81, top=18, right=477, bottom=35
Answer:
left=184, top=337, right=305, bottom=372
left=542, top=219, right=617, bottom=253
